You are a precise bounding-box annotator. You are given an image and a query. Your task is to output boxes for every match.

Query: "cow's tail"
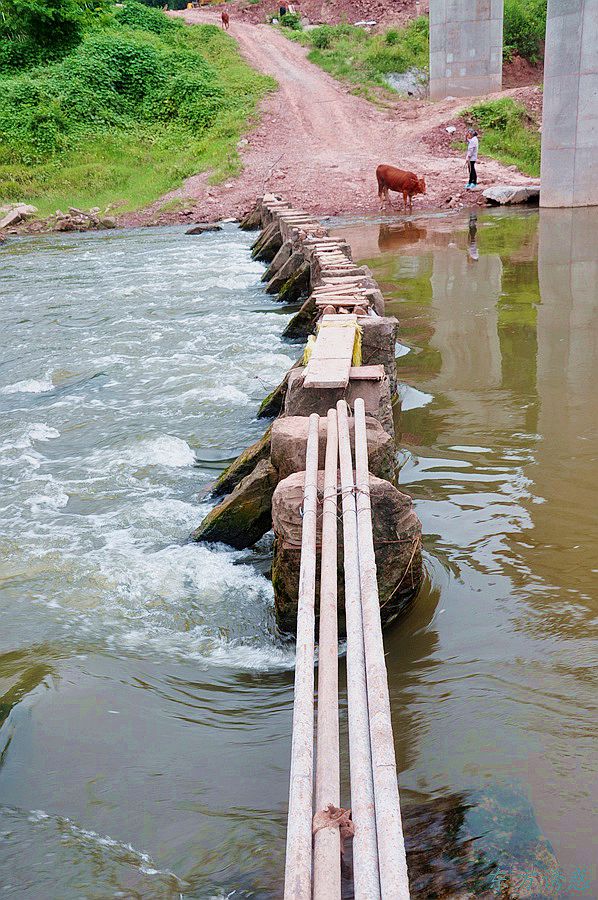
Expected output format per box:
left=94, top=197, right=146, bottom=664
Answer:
left=376, top=167, right=385, bottom=199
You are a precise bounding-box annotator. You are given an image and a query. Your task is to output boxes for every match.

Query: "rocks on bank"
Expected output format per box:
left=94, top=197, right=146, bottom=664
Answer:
left=0, top=203, right=38, bottom=229
left=483, top=185, right=540, bottom=205
left=0, top=202, right=118, bottom=238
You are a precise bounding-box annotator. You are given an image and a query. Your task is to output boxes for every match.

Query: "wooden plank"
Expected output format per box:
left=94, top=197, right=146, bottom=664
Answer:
left=354, top=398, right=410, bottom=899
left=313, top=288, right=368, bottom=296
left=349, top=365, right=385, bottom=381
left=304, top=357, right=351, bottom=389
left=315, top=298, right=369, bottom=308
left=313, top=408, right=341, bottom=900
left=310, top=326, right=355, bottom=361
left=304, top=316, right=357, bottom=388
left=283, top=414, right=319, bottom=900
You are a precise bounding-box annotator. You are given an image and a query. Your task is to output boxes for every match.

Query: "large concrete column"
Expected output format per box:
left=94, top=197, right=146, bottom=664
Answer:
left=429, top=0, right=503, bottom=100
left=540, top=0, right=598, bottom=207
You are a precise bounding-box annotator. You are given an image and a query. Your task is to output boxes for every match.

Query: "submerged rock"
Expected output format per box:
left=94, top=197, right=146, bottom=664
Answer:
left=271, top=414, right=397, bottom=483
left=239, top=203, right=262, bottom=231
left=186, top=223, right=223, bottom=235
left=211, top=426, right=272, bottom=497
left=256, top=357, right=303, bottom=419
left=278, top=261, right=310, bottom=304
left=272, top=472, right=422, bottom=634
left=283, top=293, right=317, bottom=339
left=192, top=458, right=278, bottom=549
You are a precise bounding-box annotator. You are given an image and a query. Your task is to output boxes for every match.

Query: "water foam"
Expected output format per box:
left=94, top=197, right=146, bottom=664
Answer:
left=1, top=371, right=54, bottom=394
left=123, top=435, right=196, bottom=468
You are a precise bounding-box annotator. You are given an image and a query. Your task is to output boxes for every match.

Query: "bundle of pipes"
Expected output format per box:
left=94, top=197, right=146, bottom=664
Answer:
left=283, top=399, right=410, bottom=899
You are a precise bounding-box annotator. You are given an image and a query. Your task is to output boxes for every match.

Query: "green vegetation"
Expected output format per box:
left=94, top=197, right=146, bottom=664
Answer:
left=462, top=98, right=541, bottom=177
left=503, top=0, right=546, bottom=63
left=286, top=19, right=429, bottom=93
left=0, top=1, right=275, bottom=215
left=280, top=11, right=302, bottom=31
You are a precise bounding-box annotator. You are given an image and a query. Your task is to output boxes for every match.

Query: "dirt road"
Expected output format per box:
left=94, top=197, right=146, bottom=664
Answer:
left=125, top=13, right=538, bottom=225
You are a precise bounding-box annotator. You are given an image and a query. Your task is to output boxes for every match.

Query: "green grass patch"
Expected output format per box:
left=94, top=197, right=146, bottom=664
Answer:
left=286, top=19, right=429, bottom=92
left=461, top=98, right=541, bottom=177
left=0, top=2, right=275, bottom=215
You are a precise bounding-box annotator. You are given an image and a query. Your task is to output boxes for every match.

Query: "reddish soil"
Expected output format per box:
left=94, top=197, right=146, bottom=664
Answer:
left=201, top=0, right=428, bottom=28
left=503, top=52, right=544, bottom=89
left=123, top=12, right=540, bottom=228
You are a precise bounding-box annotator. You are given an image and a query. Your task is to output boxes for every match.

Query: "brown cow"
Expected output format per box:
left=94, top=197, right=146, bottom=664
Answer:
left=221, top=10, right=230, bottom=29
left=376, top=164, right=426, bottom=212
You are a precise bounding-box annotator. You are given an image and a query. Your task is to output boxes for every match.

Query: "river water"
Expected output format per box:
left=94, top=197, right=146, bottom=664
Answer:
left=1, top=211, right=596, bottom=897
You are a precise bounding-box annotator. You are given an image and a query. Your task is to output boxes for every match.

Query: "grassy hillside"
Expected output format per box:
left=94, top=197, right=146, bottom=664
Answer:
left=0, top=2, right=275, bottom=215
left=281, top=0, right=546, bottom=95
left=286, top=19, right=429, bottom=98
left=463, top=98, right=541, bottom=176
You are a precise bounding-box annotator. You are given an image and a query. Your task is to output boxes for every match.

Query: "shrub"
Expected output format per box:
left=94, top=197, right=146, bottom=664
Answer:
left=115, top=1, right=176, bottom=35
left=503, top=0, right=546, bottom=63
left=0, top=0, right=110, bottom=70
left=280, top=11, right=302, bottom=30
left=0, top=13, right=227, bottom=161
left=364, top=18, right=428, bottom=75
left=310, top=25, right=333, bottom=49
left=151, top=71, right=225, bottom=129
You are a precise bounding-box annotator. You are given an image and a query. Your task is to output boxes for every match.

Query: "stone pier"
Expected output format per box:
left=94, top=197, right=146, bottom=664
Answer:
left=540, top=0, right=598, bottom=207
left=429, top=0, right=503, bottom=100
left=194, top=195, right=423, bottom=632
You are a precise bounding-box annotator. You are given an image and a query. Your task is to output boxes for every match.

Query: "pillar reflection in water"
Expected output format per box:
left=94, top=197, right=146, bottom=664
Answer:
left=525, top=208, right=598, bottom=615
left=430, top=242, right=503, bottom=392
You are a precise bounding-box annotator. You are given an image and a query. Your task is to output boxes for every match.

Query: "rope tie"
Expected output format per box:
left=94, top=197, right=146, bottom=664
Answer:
left=312, top=804, right=355, bottom=858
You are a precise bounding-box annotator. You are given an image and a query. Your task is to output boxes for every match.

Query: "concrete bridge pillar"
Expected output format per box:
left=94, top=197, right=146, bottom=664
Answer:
left=540, top=0, right=598, bottom=207
left=429, top=0, right=503, bottom=100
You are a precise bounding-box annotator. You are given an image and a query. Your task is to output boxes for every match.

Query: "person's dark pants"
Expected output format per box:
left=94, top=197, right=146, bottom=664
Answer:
left=469, top=161, right=477, bottom=185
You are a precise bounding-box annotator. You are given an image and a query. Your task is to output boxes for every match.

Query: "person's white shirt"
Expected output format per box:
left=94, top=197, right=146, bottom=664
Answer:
left=467, top=136, right=479, bottom=161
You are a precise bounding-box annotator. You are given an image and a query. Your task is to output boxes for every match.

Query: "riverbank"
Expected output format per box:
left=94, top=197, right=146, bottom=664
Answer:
left=119, top=11, right=539, bottom=228
left=1, top=6, right=541, bottom=239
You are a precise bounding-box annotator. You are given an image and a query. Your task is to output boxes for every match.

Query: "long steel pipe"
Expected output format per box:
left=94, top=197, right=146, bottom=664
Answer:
left=336, top=400, right=381, bottom=898
left=284, top=413, right=320, bottom=900
left=313, top=408, right=341, bottom=899
left=353, top=398, right=410, bottom=899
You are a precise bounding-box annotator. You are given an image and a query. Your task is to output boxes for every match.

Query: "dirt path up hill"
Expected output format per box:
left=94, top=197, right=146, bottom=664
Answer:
left=124, top=13, right=539, bottom=226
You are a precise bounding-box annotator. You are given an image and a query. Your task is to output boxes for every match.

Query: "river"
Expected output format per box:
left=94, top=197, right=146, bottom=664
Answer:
left=0, top=211, right=596, bottom=898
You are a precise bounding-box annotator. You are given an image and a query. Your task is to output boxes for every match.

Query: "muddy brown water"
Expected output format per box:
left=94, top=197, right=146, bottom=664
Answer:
left=0, top=211, right=596, bottom=898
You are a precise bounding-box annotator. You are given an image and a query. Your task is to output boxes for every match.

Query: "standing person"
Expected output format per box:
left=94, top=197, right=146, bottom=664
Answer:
left=465, top=128, right=479, bottom=189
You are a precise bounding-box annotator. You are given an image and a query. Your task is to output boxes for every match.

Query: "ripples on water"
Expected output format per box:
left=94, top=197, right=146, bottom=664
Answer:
left=1, top=214, right=597, bottom=898
left=0, top=226, right=295, bottom=670
left=335, top=209, right=597, bottom=898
